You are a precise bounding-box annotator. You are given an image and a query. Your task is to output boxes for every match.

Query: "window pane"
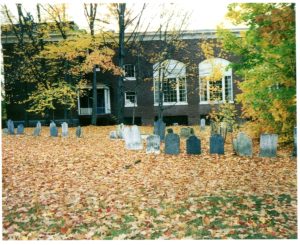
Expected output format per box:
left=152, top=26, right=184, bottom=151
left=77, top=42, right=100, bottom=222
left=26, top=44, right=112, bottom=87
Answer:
left=200, top=79, right=208, bottom=101
left=225, top=76, right=232, bottom=101
left=178, top=78, right=187, bottom=102
left=125, top=91, right=136, bottom=106
left=163, top=78, right=177, bottom=102
left=124, top=64, right=135, bottom=77
left=209, top=80, right=222, bottom=101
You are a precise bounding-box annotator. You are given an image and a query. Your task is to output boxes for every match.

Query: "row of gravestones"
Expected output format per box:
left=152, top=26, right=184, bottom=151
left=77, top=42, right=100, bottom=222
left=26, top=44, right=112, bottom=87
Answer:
left=111, top=121, right=297, bottom=157
left=3, top=119, right=82, bottom=138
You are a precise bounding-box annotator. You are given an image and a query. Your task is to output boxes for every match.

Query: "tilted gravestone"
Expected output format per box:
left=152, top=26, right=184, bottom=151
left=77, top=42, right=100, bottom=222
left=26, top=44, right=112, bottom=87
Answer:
left=180, top=127, right=193, bottom=138
left=154, top=119, right=166, bottom=141
left=259, top=134, right=278, bottom=157
left=61, top=122, right=68, bottom=137
left=7, top=119, right=15, bottom=135
left=76, top=126, right=82, bottom=138
left=17, top=124, right=24, bottom=135
left=210, top=134, right=224, bottom=154
left=292, top=127, right=297, bottom=157
left=50, top=121, right=58, bottom=137
left=186, top=135, right=201, bottom=155
left=200, top=118, right=206, bottom=131
left=116, top=123, right=124, bottom=139
left=33, top=121, right=42, bottom=136
left=146, top=135, right=160, bottom=154
left=165, top=128, right=180, bottom=155
left=233, top=132, right=252, bottom=157
left=124, top=125, right=143, bottom=150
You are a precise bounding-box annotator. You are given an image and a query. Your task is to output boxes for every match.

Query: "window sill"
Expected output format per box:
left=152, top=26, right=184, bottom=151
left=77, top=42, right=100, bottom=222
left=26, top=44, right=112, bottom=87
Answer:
left=124, top=77, right=136, bottom=81
left=154, top=102, right=188, bottom=106
left=125, top=105, right=138, bottom=107
left=199, top=100, right=234, bottom=105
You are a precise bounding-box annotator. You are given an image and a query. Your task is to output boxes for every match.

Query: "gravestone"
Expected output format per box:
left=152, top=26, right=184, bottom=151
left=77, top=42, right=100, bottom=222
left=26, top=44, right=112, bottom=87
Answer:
left=146, top=135, right=160, bottom=154
left=17, top=124, right=24, bottom=135
left=116, top=123, right=124, bottom=139
left=76, top=126, right=82, bottom=138
left=7, top=119, right=15, bottom=135
left=186, top=135, right=201, bottom=154
left=154, top=119, right=166, bottom=141
left=180, top=127, right=193, bottom=138
left=200, top=118, right=206, bottom=131
left=50, top=121, right=58, bottom=137
left=259, top=134, right=278, bottom=157
left=61, top=122, right=68, bottom=137
left=234, top=132, right=252, bottom=157
left=220, top=122, right=227, bottom=141
left=292, top=127, right=297, bottom=157
left=109, top=131, right=118, bottom=139
left=165, top=128, right=180, bottom=155
left=210, top=134, right=224, bottom=154
left=3, top=128, right=9, bottom=135
left=124, top=126, right=143, bottom=150
left=33, top=121, right=42, bottom=136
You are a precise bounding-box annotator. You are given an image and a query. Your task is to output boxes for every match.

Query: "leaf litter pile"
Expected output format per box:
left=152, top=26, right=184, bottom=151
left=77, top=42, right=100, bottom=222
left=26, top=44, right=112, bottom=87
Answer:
left=2, top=126, right=297, bottom=239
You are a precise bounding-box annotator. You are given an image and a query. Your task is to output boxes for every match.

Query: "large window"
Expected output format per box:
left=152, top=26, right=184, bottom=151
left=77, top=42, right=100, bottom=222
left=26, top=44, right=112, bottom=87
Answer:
left=153, top=59, right=187, bottom=105
left=199, top=58, right=233, bottom=103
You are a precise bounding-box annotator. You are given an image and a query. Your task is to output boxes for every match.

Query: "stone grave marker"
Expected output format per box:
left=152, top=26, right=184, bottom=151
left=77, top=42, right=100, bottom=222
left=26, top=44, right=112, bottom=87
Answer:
left=259, top=134, right=278, bottom=157
left=76, top=126, right=82, bottom=138
left=61, top=122, right=68, bottom=137
left=165, top=128, right=180, bottom=155
left=154, top=119, right=166, bottom=141
left=186, top=135, right=201, bottom=154
left=116, top=123, right=124, bottom=139
left=200, top=118, right=206, bottom=131
left=210, top=134, right=224, bottom=154
left=234, top=132, right=252, bottom=157
left=17, top=124, right=24, bottom=135
left=50, top=121, right=58, bottom=137
left=180, top=127, right=193, bottom=138
left=3, top=128, right=9, bottom=135
left=7, top=119, right=15, bottom=135
left=124, top=126, right=143, bottom=150
left=146, top=135, right=160, bottom=154
left=109, top=131, right=118, bottom=139
left=33, top=121, right=41, bottom=136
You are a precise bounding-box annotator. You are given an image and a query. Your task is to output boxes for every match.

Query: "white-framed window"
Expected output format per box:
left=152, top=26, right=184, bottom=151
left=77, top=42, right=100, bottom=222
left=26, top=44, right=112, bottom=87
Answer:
left=153, top=59, right=187, bottom=105
left=124, top=64, right=135, bottom=80
left=125, top=91, right=137, bottom=107
left=199, top=58, right=233, bottom=104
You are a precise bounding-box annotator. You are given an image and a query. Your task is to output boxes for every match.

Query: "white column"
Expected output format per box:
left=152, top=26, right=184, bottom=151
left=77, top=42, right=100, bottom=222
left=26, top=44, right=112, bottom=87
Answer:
left=77, top=91, right=81, bottom=115
left=107, top=88, right=111, bottom=113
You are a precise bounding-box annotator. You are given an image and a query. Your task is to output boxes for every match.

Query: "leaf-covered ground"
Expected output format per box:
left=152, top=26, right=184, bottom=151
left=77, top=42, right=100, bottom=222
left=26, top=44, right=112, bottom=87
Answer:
left=2, top=126, right=297, bottom=239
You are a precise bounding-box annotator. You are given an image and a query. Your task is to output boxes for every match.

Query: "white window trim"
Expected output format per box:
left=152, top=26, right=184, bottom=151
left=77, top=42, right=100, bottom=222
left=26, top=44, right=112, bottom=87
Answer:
left=124, top=91, right=137, bottom=107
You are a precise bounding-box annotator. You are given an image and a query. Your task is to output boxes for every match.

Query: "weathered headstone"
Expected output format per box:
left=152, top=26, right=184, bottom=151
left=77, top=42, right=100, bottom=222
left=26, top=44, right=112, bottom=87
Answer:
left=109, top=131, right=118, bottom=139
left=50, top=121, right=58, bottom=137
left=76, top=126, right=82, bottom=138
left=116, top=123, right=124, bottom=139
left=17, top=124, right=24, bottom=135
left=7, top=119, right=14, bottom=135
left=234, top=132, right=252, bottom=157
left=2, top=128, right=9, bottom=135
left=292, top=127, right=297, bottom=157
left=186, top=135, right=201, bottom=154
left=154, top=119, right=166, bottom=141
left=33, top=121, right=41, bottom=136
left=180, top=127, right=193, bottom=138
left=61, top=122, right=68, bottom=137
left=165, top=128, right=180, bottom=155
left=146, top=135, right=160, bottom=154
left=259, top=134, right=278, bottom=157
left=200, top=118, right=206, bottom=131
left=124, top=126, right=143, bottom=150
left=210, top=134, right=224, bottom=154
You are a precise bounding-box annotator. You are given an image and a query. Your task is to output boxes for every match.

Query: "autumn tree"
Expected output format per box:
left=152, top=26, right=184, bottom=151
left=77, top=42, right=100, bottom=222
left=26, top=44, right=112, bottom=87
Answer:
left=217, top=3, right=296, bottom=142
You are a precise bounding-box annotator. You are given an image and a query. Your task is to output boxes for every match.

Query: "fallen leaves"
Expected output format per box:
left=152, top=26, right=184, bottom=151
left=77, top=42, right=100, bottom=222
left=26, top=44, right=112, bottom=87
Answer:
left=2, top=126, right=297, bottom=239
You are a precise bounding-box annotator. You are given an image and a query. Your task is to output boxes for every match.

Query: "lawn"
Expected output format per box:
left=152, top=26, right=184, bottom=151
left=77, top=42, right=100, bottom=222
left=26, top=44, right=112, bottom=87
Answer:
left=2, top=126, right=297, bottom=239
